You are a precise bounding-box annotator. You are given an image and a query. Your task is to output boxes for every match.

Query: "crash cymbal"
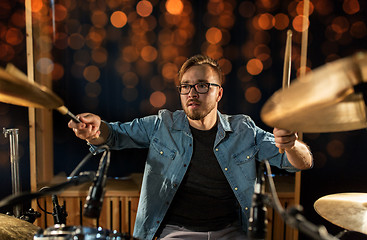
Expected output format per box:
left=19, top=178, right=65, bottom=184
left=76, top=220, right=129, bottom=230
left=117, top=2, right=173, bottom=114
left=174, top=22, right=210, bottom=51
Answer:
left=0, top=213, right=40, bottom=239
left=0, top=64, right=80, bottom=122
left=261, top=52, right=367, bottom=133
left=314, top=193, right=367, bottom=235
left=0, top=65, right=64, bottom=109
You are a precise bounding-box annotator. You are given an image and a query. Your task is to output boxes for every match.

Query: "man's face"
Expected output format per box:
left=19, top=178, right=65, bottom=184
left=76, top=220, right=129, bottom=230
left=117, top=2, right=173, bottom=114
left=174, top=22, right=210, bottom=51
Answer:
left=180, top=64, right=223, bottom=121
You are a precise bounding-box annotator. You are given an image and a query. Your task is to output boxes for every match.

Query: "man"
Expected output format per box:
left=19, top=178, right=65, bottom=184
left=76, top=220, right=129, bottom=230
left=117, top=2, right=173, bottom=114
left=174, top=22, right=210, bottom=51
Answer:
left=69, top=55, right=313, bottom=240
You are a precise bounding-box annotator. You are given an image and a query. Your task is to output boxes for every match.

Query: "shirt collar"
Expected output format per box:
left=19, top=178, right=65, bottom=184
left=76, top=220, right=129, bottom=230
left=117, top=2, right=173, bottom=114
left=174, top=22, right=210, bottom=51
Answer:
left=172, top=110, right=233, bottom=133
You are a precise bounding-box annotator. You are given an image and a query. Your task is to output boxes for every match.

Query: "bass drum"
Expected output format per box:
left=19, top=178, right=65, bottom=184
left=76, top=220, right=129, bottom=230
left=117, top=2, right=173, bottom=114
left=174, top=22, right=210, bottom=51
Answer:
left=33, top=224, right=132, bottom=240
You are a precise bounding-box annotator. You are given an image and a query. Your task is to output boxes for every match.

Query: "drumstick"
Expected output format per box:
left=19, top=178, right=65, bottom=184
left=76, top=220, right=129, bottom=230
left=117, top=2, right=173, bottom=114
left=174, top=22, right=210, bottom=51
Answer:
left=279, top=30, right=292, bottom=154
left=297, top=0, right=310, bottom=142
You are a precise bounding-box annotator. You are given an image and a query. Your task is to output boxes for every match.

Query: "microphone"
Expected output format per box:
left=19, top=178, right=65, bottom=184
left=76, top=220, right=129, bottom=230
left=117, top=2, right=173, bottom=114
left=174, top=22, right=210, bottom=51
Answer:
left=52, top=194, right=67, bottom=224
left=248, top=161, right=268, bottom=239
left=83, top=149, right=110, bottom=218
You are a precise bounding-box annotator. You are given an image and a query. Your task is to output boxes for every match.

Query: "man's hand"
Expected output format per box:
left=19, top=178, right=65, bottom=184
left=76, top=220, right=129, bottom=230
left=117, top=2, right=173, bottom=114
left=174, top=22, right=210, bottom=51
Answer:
left=273, top=127, right=298, bottom=151
left=68, top=113, right=101, bottom=142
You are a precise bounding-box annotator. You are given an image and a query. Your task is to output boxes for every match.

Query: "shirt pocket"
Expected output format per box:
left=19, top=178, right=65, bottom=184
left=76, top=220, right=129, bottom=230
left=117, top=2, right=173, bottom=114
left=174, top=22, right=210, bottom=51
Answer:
left=232, top=146, right=259, bottom=180
left=146, top=138, right=177, bottom=175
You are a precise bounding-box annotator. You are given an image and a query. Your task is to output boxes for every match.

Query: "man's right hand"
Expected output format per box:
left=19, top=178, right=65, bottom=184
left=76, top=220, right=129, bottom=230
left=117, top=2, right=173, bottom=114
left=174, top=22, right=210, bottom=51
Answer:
left=68, top=113, right=105, bottom=145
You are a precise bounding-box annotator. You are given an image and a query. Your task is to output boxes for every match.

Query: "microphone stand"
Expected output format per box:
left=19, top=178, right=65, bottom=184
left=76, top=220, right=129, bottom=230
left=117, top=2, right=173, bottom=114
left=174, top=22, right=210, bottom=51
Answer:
left=83, top=146, right=110, bottom=218
left=248, top=161, right=268, bottom=239
left=0, top=171, right=95, bottom=211
left=263, top=159, right=339, bottom=240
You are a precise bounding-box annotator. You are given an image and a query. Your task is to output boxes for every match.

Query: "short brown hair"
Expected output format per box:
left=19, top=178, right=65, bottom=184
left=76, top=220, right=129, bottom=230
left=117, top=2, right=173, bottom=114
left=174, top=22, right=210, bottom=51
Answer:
left=178, top=54, right=223, bottom=84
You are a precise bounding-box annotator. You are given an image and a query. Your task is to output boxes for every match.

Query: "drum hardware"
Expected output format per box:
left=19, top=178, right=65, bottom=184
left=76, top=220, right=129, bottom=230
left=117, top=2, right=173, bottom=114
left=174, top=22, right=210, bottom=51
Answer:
left=0, top=171, right=95, bottom=211
left=249, top=159, right=339, bottom=240
left=3, top=128, right=22, bottom=218
left=83, top=146, right=111, bottom=219
left=3, top=127, right=42, bottom=224
left=33, top=225, right=133, bottom=240
left=51, top=194, right=67, bottom=225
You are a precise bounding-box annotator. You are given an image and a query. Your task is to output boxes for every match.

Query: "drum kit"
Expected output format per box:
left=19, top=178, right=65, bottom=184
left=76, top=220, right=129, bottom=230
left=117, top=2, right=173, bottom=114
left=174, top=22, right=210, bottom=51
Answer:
left=1, top=45, right=367, bottom=238
left=0, top=67, right=130, bottom=238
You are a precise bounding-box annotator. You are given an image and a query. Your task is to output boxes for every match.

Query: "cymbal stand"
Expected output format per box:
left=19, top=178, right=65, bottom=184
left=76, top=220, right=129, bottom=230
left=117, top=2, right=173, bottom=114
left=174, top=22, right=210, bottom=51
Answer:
left=263, top=159, right=339, bottom=240
left=3, top=128, right=22, bottom=218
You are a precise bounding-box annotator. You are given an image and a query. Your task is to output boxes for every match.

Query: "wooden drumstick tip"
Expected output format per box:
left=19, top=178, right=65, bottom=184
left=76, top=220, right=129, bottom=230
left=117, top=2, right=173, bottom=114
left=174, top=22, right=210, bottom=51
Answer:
left=57, top=106, right=68, bottom=115
left=57, top=106, right=81, bottom=123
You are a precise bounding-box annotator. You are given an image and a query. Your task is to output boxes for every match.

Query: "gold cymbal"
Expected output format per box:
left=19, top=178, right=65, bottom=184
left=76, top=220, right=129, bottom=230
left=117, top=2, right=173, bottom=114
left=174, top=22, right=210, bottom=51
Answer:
left=0, top=65, right=64, bottom=109
left=261, top=52, right=367, bottom=133
left=0, top=213, right=40, bottom=239
left=0, top=64, right=80, bottom=122
left=314, top=193, right=367, bottom=234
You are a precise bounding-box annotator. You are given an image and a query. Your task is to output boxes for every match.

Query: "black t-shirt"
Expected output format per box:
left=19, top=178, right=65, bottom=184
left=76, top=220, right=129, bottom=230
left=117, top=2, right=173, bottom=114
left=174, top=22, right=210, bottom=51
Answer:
left=162, top=124, right=238, bottom=231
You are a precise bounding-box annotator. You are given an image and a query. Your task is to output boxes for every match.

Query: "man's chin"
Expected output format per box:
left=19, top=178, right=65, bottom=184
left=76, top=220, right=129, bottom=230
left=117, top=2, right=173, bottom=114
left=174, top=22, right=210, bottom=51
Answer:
left=185, top=109, right=206, bottom=121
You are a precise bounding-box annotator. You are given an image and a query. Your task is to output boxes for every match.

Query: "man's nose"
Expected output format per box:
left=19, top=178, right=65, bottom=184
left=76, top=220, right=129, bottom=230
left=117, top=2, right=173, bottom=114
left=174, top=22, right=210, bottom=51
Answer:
left=188, top=86, right=199, bottom=97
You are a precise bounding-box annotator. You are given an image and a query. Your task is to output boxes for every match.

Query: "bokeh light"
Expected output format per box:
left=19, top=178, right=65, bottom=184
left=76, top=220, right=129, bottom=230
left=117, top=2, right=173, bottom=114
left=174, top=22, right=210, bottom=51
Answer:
left=36, top=58, right=54, bottom=75
left=136, top=0, right=153, bottom=17
left=5, top=28, right=23, bottom=46
left=150, top=91, right=166, bottom=108
left=245, top=86, right=261, bottom=104
left=273, top=13, right=289, bottom=30
left=110, top=11, right=128, bottom=28
left=343, top=0, right=360, bottom=15
left=258, top=13, right=274, bottom=30
left=141, top=45, right=158, bottom=62
left=246, top=58, right=263, bottom=75
left=292, top=15, right=309, bottom=32
left=206, top=27, right=222, bottom=44
left=83, top=65, right=100, bottom=82
left=165, top=0, right=184, bottom=15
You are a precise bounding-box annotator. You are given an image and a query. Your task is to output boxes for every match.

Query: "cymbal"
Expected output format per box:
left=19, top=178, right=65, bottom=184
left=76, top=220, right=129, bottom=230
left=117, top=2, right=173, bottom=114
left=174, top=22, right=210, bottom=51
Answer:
left=314, top=193, right=367, bottom=234
left=0, top=65, right=64, bottom=109
left=261, top=52, right=367, bottom=133
left=0, top=64, right=80, bottom=122
left=0, top=213, right=40, bottom=239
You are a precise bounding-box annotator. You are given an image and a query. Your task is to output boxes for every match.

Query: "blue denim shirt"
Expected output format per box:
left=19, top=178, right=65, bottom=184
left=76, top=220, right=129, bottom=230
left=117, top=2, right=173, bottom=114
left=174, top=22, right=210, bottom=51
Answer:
left=100, top=109, right=298, bottom=240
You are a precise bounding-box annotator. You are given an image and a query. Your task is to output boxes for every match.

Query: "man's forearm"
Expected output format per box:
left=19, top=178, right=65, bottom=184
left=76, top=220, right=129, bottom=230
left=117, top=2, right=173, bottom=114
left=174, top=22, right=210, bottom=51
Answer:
left=285, top=140, right=313, bottom=170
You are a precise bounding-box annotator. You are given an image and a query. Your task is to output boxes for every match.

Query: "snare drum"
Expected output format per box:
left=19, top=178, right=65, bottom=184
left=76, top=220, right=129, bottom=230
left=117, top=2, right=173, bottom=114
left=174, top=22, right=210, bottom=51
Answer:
left=33, top=224, right=128, bottom=240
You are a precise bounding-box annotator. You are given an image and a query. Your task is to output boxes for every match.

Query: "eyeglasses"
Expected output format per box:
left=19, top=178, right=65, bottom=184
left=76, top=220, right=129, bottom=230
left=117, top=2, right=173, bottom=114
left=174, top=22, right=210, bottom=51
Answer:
left=177, top=82, right=221, bottom=95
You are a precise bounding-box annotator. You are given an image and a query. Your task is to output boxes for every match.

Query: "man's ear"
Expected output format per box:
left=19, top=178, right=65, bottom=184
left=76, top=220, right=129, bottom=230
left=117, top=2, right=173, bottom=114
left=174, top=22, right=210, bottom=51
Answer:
left=217, top=87, right=223, bottom=102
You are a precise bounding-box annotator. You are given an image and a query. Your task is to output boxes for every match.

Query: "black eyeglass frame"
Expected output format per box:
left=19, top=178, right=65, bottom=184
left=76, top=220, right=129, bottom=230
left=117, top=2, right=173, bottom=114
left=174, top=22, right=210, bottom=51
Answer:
left=176, top=82, right=221, bottom=95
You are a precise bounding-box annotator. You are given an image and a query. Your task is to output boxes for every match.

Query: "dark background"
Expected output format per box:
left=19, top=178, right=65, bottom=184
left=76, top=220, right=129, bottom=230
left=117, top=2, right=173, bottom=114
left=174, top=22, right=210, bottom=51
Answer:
left=1, top=0, right=367, bottom=239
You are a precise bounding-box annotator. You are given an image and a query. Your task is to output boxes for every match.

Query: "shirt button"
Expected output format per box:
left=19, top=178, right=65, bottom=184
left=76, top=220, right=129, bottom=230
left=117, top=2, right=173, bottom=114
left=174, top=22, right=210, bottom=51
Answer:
left=173, top=183, right=178, bottom=187
left=160, top=151, right=163, bottom=155
left=224, top=168, right=228, bottom=171
left=245, top=207, right=248, bottom=210
left=215, top=148, right=219, bottom=151
left=234, top=187, right=238, bottom=191
left=246, top=156, right=250, bottom=159
left=183, top=164, right=187, bottom=167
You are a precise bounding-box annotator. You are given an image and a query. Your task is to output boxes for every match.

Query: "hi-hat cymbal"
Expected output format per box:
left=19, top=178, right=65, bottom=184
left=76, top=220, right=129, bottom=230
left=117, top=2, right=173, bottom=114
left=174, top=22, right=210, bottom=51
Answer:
left=261, top=52, right=367, bottom=133
left=0, top=213, right=40, bottom=239
left=0, top=65, right=64, bottom=109
left=314, top=193, right=367, bottom=235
